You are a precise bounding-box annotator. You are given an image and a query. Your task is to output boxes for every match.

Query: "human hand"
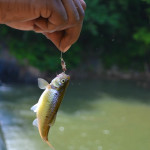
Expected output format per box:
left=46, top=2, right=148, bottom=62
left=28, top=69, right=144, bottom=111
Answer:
left=0, top=0, right=86, bottom=52
left=40, top=0, right=86, bottom=52
left=0, top=0, right=42, bottom=29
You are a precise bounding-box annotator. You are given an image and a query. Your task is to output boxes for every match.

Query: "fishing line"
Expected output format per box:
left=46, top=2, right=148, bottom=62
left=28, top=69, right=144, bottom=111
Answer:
left=60, top=52, right=67, bottom=72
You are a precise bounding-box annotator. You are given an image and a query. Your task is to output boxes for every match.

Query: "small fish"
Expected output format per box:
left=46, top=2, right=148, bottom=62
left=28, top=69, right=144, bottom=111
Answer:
left=31, top=72, right=70, bottom=149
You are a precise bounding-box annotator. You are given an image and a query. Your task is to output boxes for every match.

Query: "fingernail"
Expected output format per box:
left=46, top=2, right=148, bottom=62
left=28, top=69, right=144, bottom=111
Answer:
left=63, top=45, right=71, bottom=52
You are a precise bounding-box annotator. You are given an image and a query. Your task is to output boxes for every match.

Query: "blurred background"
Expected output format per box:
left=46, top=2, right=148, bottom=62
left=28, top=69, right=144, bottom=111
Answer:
left=0, top=0, right=150, bottom=150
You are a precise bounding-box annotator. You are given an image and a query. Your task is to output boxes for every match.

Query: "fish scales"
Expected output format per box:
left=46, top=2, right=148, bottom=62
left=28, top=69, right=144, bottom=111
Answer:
left=31, top=72, right=70, bottom=150
left=39, top=89, right=60, bottom=140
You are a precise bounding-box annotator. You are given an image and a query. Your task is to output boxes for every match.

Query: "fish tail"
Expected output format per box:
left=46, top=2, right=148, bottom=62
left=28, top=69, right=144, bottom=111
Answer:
left=46, top=140, right=55, bottom=150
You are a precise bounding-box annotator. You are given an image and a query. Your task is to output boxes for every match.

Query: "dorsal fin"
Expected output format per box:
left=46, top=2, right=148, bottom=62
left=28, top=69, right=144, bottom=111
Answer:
left=38, top=78, right=49, bottom=89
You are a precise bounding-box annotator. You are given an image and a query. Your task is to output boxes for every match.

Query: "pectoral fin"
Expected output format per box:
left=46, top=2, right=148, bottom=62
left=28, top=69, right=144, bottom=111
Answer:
left=33, top=119, right=38, bottom=128
left=38, top=78, right=49, bottom=89
left=31, top=103, right=38, bottom=112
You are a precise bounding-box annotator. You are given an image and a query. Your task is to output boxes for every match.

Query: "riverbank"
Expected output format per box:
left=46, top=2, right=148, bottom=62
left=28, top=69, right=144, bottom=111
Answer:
left=1, top=49, right=150, bottom=87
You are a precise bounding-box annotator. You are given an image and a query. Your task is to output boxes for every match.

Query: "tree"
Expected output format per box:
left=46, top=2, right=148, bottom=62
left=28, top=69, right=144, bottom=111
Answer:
left=0, top=0, right=150, bottom=72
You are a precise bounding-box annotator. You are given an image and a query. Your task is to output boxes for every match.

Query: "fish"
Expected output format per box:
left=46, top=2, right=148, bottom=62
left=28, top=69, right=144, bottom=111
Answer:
left=31, top=72, right=70, bottom=150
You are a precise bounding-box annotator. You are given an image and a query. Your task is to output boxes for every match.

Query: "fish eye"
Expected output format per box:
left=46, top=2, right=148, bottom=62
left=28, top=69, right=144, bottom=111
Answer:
left=61, top=79, right=65, bottom=83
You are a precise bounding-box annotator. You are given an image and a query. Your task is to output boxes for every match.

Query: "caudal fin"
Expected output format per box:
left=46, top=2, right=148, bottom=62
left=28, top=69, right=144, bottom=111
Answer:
left=46, top=140, right=55, bottom=150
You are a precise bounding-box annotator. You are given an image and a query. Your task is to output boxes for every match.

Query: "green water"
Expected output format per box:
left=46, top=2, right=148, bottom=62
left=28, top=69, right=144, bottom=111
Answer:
left=0, top=80, right=150, bottom=150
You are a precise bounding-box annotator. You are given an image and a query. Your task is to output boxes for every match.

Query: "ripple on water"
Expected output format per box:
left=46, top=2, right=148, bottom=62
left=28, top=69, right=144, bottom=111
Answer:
left=81, top=132, right=87, bottom=137
left=59, top=126, right=65, bottom=132
left=68, top=145, right=75, bottom=150
left=98, top=146, right=103, bottom=150
left=103, top=129, right=110, bottom=135
left=79, top=145, right=89, bottom=150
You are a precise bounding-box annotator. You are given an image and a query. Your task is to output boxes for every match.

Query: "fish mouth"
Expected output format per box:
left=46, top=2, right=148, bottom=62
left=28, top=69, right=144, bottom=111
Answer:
left=57, top=72, right=70, bottom=81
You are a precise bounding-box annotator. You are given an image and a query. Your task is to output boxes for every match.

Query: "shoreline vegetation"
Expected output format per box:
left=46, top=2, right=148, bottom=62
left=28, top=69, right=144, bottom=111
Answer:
left=0, top=0, right=150, bottom=79
left=0, top=0, right=150, bottom=87
left=0, top=49, right=150, bottom=89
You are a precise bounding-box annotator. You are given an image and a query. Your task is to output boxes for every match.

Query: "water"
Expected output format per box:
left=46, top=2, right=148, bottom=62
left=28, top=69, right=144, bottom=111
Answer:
left=0, top=124, right=7, bottom=150
left=0, top=80, right=150, bottom=150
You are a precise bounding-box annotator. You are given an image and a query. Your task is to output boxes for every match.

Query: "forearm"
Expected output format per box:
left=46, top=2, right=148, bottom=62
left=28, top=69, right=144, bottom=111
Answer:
left=0, top=0, right=42, bottom=24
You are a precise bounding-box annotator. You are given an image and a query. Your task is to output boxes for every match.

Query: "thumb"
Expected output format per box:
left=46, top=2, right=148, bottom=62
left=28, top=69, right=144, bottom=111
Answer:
left=43, top=31, right=71, bottom=52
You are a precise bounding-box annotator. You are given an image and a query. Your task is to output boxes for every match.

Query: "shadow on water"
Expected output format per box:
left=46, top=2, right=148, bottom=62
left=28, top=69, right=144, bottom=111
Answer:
left=0, top=79, right=150, bottom=114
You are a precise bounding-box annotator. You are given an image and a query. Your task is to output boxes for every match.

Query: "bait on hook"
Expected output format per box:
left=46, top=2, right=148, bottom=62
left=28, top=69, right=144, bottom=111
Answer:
left=60, top=52, right=67, bottom=72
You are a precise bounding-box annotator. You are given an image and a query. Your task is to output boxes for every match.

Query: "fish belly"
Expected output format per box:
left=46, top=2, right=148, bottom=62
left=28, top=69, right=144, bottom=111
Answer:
left=37, top=89, right=53, bottom=140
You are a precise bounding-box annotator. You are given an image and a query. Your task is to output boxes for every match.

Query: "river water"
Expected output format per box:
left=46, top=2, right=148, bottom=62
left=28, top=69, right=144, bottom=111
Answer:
left=0, top=80, right=150, bottom=150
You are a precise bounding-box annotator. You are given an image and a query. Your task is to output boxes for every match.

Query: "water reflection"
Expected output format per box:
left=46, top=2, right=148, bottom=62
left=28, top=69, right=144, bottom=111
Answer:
left=0, top=85, right=12, bottom=92
left=0, top=80, right=150, bottom=150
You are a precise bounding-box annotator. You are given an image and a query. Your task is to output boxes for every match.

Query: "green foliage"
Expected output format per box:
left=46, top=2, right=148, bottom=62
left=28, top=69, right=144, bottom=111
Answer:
left=0, top=0, right=150, bottom=72
left=83, top=0, right=150, bottom=70
left=0, top=26, right=81, bottom=72
left=142, top=0, right=150, bottom=4
left=134, top=28, right=150, bottom=45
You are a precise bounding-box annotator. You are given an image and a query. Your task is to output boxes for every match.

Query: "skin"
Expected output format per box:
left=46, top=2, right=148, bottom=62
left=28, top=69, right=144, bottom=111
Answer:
left=35, top=73, right=70, bottom=148
left=0, top=0, right=86, bottom=52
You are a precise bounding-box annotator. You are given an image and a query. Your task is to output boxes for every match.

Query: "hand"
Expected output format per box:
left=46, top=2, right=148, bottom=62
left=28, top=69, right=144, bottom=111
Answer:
left=0, top=0, right=86, bottom=52
left=40, top=0, right=86, bottom=52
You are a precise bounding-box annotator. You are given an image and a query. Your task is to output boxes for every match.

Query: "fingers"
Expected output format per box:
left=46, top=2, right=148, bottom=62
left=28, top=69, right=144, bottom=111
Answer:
left=35, top=0, right=68, bottom=32
left=79, top=0, right=86, bottom=10
left=48, top=0, right=67, bottom=26
left=6, top=0, right=86, bottom=52
left=42, top=0, right=85, bottom=52
left=44, top=23, right=83, bottom=52
left=35, top=17, right=56, bottom=32
left=35, top=0, right=85, bottom=32
left=61, top=0, right=80, bottom=22
left=43, top=31, right=64, bottom=50
left=73, top=0, right=85, bottom=21
left=1, top=0, right=86, bottom=53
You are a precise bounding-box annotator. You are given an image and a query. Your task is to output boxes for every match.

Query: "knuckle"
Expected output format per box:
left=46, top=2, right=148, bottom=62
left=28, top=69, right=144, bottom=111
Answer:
left=61, top=16, right=68, bottom=24
left=55, top=12, right=68, bottom=26
left=56, top=18, right=68, bottom=27
left=81, top=0, right=86, bottom=10
left=49, top=13, right=68, bottom=27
